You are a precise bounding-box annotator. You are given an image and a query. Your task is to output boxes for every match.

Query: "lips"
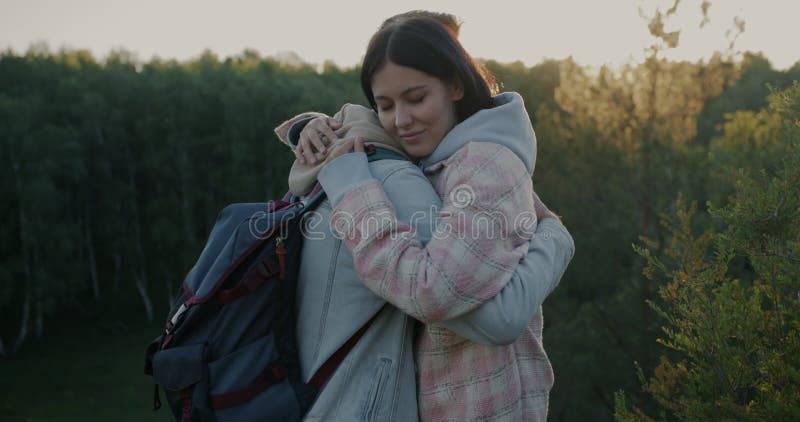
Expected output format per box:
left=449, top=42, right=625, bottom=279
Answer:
left=400, top=129, right=425, bottom=143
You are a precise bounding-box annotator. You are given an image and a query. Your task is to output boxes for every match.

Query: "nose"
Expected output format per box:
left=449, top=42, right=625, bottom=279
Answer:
left=395, top=103, right=412, bottom=129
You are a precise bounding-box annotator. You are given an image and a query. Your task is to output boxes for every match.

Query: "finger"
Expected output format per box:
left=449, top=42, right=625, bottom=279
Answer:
left=309, top=130, right=327, bottom=154
left=353, top=137, right=365, bottom=153
left=325, top=117, right=343, bottom=129
left=339, top=138, right=355, bottom=152
left=300, top=117, right=326, bottom=143
left=330, top=138, right=355, bottom=160
left=317, top=124, right=339, bottom=148
left=294, top=148, right=306, bottom=165
left=297, top=130, right=314, bottom=162
left=300, top=140, right=317, bottom=164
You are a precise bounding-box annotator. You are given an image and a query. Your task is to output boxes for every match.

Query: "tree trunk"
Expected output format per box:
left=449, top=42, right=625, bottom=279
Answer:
left=0, top=292, right=31, bottom=358
left=136, top=274, right=154, bottom=323
left=85, top=208, right=100, bottom=300
left=10, top=152, right=33, bottom=355
left=178, top=139, right=195, bottom=248
left=113, top=251, right=122, bottom=294
left=128, top=161, right=154, bottom=322
left=165, top=272, right=175, bottom=307
left=9, top=292, right=31, bottom=357
left=35, top=290, right=43, bottom=340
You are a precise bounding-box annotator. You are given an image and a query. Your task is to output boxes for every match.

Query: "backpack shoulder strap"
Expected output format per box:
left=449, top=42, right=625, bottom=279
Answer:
left=364, top=144, right=407, bottom=162
left=306, top=306, right=384, bottom=388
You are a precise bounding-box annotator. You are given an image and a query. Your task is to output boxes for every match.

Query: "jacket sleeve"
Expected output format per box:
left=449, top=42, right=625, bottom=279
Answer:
left=375, top=160, right=576, bottom=346
left=319, top=143, right=535, bottom=324
left=373, top=160, right=440, bottom=250
left=440, top=218, right=575, bottom=345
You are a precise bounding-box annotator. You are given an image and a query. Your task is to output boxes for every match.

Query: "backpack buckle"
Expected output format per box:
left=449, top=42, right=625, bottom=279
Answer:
left=165, top=303, right=189, bottom=335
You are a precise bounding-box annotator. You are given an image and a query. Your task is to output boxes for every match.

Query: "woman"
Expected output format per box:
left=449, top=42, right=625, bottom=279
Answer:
left=308, top=16, right=573, bottom=421
left=275, top=99, right=571, bottom=421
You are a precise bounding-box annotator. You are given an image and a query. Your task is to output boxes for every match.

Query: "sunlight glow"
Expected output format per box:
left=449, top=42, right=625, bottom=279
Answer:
left=0, top=0, right=797, bottom=69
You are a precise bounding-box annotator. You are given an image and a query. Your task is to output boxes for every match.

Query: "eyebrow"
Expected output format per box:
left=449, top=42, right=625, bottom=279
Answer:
left=374, top=84, right=428, bottom=101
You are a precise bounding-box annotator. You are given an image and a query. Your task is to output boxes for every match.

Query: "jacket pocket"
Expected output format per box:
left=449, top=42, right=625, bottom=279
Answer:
left=361, top=357, right=392, bottom=422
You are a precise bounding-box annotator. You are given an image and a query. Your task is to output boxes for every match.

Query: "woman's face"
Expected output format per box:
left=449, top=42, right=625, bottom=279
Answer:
left=371, top=62, right=463, bottom=160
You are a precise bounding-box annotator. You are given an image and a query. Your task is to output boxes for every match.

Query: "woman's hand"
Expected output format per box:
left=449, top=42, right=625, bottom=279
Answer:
left=295, top=116, right=342, bottom=165
left=321, top=136, right=366, bottom=166
left=532, top=190, right=560, bottom=222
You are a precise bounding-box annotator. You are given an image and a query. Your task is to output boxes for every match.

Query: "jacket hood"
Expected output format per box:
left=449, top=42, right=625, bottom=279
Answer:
left=418, top=92, right=536, bottom=175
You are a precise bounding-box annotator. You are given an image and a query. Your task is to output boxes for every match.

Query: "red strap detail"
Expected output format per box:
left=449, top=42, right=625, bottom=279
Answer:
left=184, top=228, right=278, bottom=306
left=267, top=200, right=288, bottom=213
left=216, top=261, right=275, bottom=304
left=180, top=388, right=193, bottom=422
left=268, top=200, right=304, bottom=213
left=182, top=280, right=193, bottom=302
left=161, top=334, right=174, bottom=350
left=307, top=310, right=380, bottom=388
left=276, top=239, right=287, bottom=281
left=308, top=183, right=324, bottom=199
left=210, top=365, right=287, bottom=409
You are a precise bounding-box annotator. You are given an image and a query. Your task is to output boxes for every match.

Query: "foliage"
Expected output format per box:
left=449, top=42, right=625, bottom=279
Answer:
left=0, top=41, right=796, bottom=420
left=0, top=47, right=363, bottom=355
left=615, top=84, right=800, bottom=420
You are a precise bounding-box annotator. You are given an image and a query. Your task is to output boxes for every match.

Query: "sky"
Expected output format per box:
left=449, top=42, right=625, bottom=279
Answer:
left=0, top=0, right=797, bottom=70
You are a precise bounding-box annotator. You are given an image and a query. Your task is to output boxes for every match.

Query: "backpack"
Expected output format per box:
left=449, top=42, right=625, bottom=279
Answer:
left=144, top=146, right=405, bottom=421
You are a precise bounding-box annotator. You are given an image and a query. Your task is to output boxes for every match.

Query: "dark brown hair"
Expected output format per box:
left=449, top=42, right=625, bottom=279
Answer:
left=361, top=16, right=494, bottom=123
left=380, top=10, right=462, bottom=37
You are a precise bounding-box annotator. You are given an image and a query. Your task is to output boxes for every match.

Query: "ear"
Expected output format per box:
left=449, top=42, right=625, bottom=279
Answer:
left=451, top=79, right=464, bottom=101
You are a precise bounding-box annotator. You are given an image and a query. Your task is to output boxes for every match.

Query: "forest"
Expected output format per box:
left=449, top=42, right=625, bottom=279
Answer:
left=1, top=8, right=799, bottom=422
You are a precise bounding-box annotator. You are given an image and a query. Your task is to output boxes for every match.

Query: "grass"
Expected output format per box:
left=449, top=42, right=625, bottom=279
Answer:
left=0, top=320, right=174, bottom=422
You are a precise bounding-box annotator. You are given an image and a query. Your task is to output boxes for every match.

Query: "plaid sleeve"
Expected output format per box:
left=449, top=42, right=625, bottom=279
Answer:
left=330, top=143, right=536, bottom=323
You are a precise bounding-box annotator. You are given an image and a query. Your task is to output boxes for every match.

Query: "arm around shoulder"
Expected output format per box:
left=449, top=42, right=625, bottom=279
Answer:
left=330, top=143, right=537, bottom=323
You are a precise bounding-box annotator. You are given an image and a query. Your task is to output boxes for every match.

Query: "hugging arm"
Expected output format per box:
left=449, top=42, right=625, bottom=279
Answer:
left=319, top=143, right=535, bottom=324
left=441, top=218, right=574, bottom=345
left=380, top=160, right=575, bottom=345
left=281, top=113, right=574, bottom=345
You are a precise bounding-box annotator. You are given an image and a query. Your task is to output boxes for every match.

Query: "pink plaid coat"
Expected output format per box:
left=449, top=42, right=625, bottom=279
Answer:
left=330, top=142, right=553, bottom=421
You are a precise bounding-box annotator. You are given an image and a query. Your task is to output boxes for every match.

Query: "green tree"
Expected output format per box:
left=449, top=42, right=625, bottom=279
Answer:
left=539, top=2, right=748, bottom=417
left=615, top=83, right=800, bottom=420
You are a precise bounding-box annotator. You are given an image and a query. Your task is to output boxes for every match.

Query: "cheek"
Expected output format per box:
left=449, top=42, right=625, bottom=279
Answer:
left=437, top=100, right=458, bottom=132
left=425, top=97, right=452, bottom=124
left=420, top=105, right=447, bottom=138
left=378, top=112, right=395, bottom=134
